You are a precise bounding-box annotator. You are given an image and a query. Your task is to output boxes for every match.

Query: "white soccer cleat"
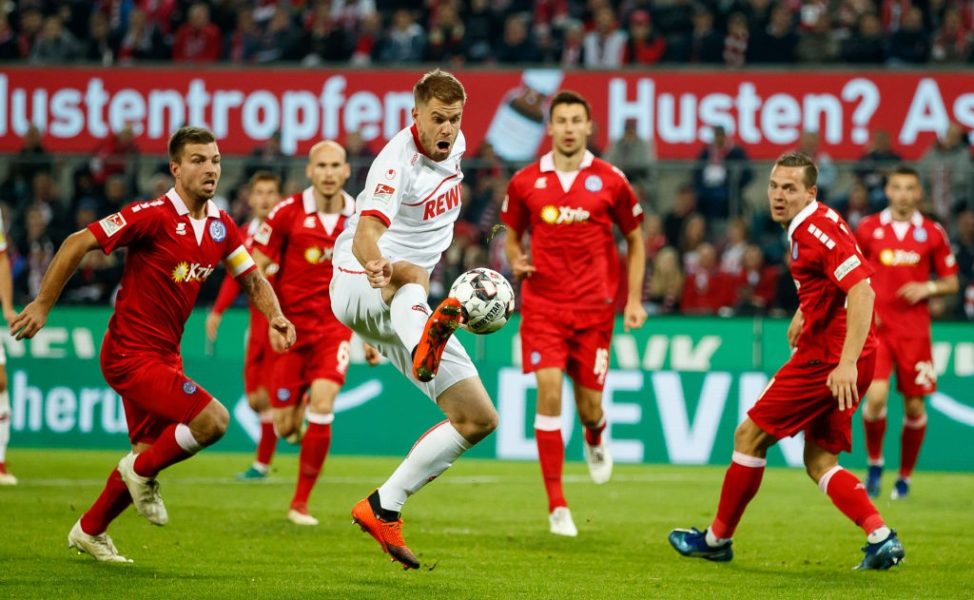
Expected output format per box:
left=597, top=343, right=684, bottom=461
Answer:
left=117, top=453, right=168, bottom=526
left=584, top=441, right=613, bottom=485
left=287, top=509, right=319, bottom=526
left=0, top=472, right=17, bottom=485
left=68, top=519, right=133, bottom=563
left=549, top=506, right=578, bottom=537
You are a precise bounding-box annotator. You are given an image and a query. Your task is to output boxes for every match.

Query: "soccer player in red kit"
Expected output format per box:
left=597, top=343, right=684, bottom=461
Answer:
left=855, top=165, right=958, bottom=500
left=206, top=171, right=283, bottom=480
left=10, top=127, right=295, bottom=563
left=669, top=153, right=904, bottom=570
left=502, top=91, right=646, bottom=537
left=251, top=140, right=355, bottom=526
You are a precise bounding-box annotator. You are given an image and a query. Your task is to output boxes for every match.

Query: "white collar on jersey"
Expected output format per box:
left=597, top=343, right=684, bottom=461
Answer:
left=247, top=218, right=260, bottom=235
left=879, top=208, right=923, bottom=226
left=166, top=188, right=219, bottom=218
left=539, top=150, right=595, bottom=173
left=302, top=187, right=355, bottom=216
left=787, top=200, right=819, bottom=243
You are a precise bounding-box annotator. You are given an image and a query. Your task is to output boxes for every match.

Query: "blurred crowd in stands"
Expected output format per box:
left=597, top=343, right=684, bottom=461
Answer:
left=3, top=113, right=974, bottom=321
left=2, top=0, right=974, bottom=67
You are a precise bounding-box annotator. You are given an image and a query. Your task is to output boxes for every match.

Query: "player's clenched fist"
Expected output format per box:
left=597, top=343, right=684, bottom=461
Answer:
left=9, top=302, right=50, bottom=340
left=268, top=315, right=296, bottom=353
left=365, top=258, right=392, bottom=288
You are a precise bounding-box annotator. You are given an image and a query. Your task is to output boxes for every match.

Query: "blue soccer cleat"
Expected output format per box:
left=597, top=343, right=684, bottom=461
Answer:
left=890, top=478, right=909, bottom=500
left=865, top=465, right=882, bottom=498
left=668, top=527, right=734, bottom=562
left=856, top=530, right=905, bottom=570
left=236, top=466, right=269, bottom=481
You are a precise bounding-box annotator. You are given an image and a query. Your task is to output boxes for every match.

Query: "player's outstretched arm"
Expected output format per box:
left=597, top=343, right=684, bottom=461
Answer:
left=0, top=250, right=15, bottom=324
left=504, top=228, right=536, bottom=279
left=352, top=215, right=392, bottom=288
left=826, top=280, right=875, bottom=411
left=622, top=227, right=647, bottom=331
left=238, top=269, right=296, bottom=352
left=10, top=229, right=100, bottom=340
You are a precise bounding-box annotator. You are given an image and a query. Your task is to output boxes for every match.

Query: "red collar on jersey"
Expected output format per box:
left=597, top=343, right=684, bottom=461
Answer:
left=166, top=188, right=219, bottom=218
left=409, top=123, right=435, bottom=160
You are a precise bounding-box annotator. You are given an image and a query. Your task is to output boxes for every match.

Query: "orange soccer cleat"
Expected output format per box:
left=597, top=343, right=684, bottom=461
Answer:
left=412, top=297, right=464, bottom=383
left=351, top=493, right=420, bottom=570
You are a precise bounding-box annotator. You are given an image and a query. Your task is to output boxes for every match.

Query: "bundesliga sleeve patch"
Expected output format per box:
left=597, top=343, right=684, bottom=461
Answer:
left=834, top=255, right=862, bottom=281
left=98, top=213, right=127, bottom=238
left=372, top=183, right=396, bottom=203
left=254, top=222, right=272, bottom=245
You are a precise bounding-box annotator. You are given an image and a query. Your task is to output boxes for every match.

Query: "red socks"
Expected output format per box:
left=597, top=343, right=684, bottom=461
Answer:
left=80, top=468, right=132, bottom=535
left=255, top=417, right=277, bottom=468
left=862, top=414, right=887, bottom=465
left=584, top=417, right=607, bottom=446
left=710, top=452, right=766, bottom=539
left=535, top=420, right=566, bottom=513
left=819, top=466, right=885, bottom=534
left=900, top=414, right=927, bottom=479
left=133, top=424, right=200, bottom=479
left=290, top=420, right=332, bottom=512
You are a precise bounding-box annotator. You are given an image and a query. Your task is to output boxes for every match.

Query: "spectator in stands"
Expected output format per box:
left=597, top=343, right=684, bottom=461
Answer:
left=604, top=119, right=654, bottom=195
left=679, top=212, right=708, bottom=273
left=115, top=8, right=168, bottom=63
left=723, top=12, right=750, bottom=67
left=854, top=129, right=902, bottom=204
left=172, top=3, right=222, bottom=62
left=931, top=9, right=972, bottom=64
left=299, top=4, right=351, bottom=64
left=100, top=175, right=129, bottom=218
left=887, top=7, right=930, bottom=65
left=375, top=9, right=425, bottom=63
left=495, top=13, right=541, bottom=64
left=683, top=5, right=724, bottom=64
left=84, top=11, right=114, bottom=65
left=831, top=180, right=874, bottom=230
left=463, top=0, right=500, bottom=63
left=623, top=10, right=665, bottom=65
left=732, top=244, right=778, bottom=315
left=255, top=7, right=300, bottom=63
left=345, top=131, right=376, bottom=197
left=693, top=126, right=753, bottom=219
left=796, top=9, right=839, bottom=63
left=748, top=5, right=799, bottom=64
left=719, top=217, right=749, bottom=276
left=644, top=246, right=683, bottom=315
left=583, top=6, right=627, bottom=67
left=15, top=206, right=56, bottom=303
left=954, top=210, right=974, bottom=315
left=350, top=10, right=382, bottom=65
left=331, top=0, right=375, bottom=33
left=90, top=125, right=139, bottom=190
left=30, top=14, right=81, bottom=63
left=4, top=125, right=53, bottom=202
left=663, top=184, right=697, bottom=248
left=559, top=19, right=585, bottom=66
left=919, top=122, right=972, bottom=220
left=840, top=12, right=886, bottom=63
left=795, top=130, right=836, bottom=201
left=644, top=213, right=668, bottom=261
left=0, top=11, right=19, bottom=60
left=16, top=8, right=44, bottom=59
left=424, top=3, right=465, bottom=65
left=243, top=132, right=288, bottom=185
left=680, top=243, right=735, bottom=315
left=224, top=8, right=261, bottom=63
left=19, top=171, right=67, bottom=240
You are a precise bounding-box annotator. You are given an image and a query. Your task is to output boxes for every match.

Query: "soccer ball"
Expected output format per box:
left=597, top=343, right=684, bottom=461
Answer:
left=449, top=268, right=515, bottom=335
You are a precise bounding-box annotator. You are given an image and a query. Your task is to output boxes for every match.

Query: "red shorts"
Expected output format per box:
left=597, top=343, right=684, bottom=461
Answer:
left=874, top=330, right=936, bottom=397
left=748, top=350, right=876, bottom=455
left=243, top=319, right=273, bottom=394
left=270, top=327, right=353, bottom=408
left=520, top=302, right=614, bottom=391
left=101, top=344, right=213, bottom=446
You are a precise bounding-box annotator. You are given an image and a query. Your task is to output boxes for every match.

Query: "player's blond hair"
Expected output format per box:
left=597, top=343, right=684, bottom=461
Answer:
left=413, top=69, right=466, bottom=106
left=774, top=151, right=818, bottom=189
left=168, top=126, right=216, bottom=162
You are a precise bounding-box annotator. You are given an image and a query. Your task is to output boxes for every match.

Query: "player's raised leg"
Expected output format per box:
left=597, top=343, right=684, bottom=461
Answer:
left=894, top=395, right=926, bottom=499
left=353, top=376, right=497, bottom=569
left=288, top=378, right=338, bottom=525
left=861, top=378, right=889, bottom=497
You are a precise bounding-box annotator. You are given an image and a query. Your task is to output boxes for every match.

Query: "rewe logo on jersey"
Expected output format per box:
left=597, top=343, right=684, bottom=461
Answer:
left=540, top=205, right=591, bottom=225
left=171, top=262, right=216, bottom=283
left=879, top=248, right=922, bottom=266
left=422, top=184, right=461, bottom=220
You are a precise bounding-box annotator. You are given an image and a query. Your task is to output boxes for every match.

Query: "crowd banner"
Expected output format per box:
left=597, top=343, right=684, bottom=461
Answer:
left=6, top=307, right=972, bottom=471
left=1, top=67, right=973, bottom=161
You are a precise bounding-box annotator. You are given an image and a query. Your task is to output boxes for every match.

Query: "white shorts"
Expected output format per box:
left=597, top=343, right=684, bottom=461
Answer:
left=330, top=265, right=478, bottom=401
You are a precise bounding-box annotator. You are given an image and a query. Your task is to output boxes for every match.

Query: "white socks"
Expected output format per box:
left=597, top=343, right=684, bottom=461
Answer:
left=867, top=526, right=892, bottom=544
left=378, top=421, right=471, bottom=513
left=174, top=423, right=202, bottom=453
left=0, top=391, right=10, bottom=463
left=390, top=283, right=430, bottom=353
left=706, top=528, right=730, bottom=547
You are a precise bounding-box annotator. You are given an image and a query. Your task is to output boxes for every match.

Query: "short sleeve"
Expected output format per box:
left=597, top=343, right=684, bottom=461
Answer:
left=356, top=150, right=406, bottom=228
left=820, top=221, right=874, bottom=292
left=87, top=202, right=158, bottom=254
left=609, top=168, right=643, bottom=234
left=930, top=223, right=958, bottom=278
left=253, top=203, right=290, bottom=262
left=500, top=174, right=529, bottom=234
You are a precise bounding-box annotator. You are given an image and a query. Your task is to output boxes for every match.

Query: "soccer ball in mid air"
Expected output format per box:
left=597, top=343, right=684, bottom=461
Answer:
left=449, top=268, right=515, bottom=335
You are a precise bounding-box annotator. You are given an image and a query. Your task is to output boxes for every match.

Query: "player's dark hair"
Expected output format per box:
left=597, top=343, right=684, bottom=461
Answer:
left=774, top=151, right=818, bottom=188
left=549, top=91, right=591, bottom=120
left=168, top=126, right=216, bottom=162
left=889, top=164, right=920, bottom=180
left=249, top=170, right=280, bottom=190
left=414, top=69, right=466, bottom=106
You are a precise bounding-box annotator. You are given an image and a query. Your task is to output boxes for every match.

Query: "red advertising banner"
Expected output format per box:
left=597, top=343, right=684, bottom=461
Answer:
left=1, top=67, right=972, bottom=161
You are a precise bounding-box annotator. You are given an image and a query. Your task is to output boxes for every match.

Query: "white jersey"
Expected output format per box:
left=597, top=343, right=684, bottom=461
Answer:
left=333, top=124, right=465, bottom=273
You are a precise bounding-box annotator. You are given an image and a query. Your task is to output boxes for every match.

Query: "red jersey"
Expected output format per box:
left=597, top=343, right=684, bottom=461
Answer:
left=252, top=187, right=353, bottom=336
left=787, top=201, right=876, bottom=365
left=501, top=151, right=644, bottom=308
left=212, top=219, right=274, bottom=338
left=89, top=189, right=255, bottom=356
left=855, top=209, right=958, bottom=336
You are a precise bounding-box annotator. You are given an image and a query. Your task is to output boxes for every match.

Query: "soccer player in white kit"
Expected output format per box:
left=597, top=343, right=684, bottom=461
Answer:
left=331, top=70, right=497, bottom=570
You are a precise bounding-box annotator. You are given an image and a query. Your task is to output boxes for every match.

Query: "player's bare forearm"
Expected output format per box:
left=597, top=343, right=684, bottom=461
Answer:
left=504, top=228, right=536, bottom=279
left=252, top=248, right=274, bottom=277
left=352, top=215, right=387, bottom=268
left=0, top=252, right=14, bottom=318
left=239, top=269, right=284, bottom=322
left=624, top=227, right=645, bottom=305
left=928, top=275, right=959, bottom=296
left=839, top=279, right=875, bottom=364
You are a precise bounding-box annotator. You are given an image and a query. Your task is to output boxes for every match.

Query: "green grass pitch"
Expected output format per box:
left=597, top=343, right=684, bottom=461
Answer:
left=3, top=449, right=973, bottom=599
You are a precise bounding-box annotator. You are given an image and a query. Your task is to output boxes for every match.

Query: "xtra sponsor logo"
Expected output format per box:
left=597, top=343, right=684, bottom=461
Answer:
left=171, top=261, right=216, bottom=283
left=879, top=248, right=922, bottom=266
left=540, top=205, right=591, bottom=225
